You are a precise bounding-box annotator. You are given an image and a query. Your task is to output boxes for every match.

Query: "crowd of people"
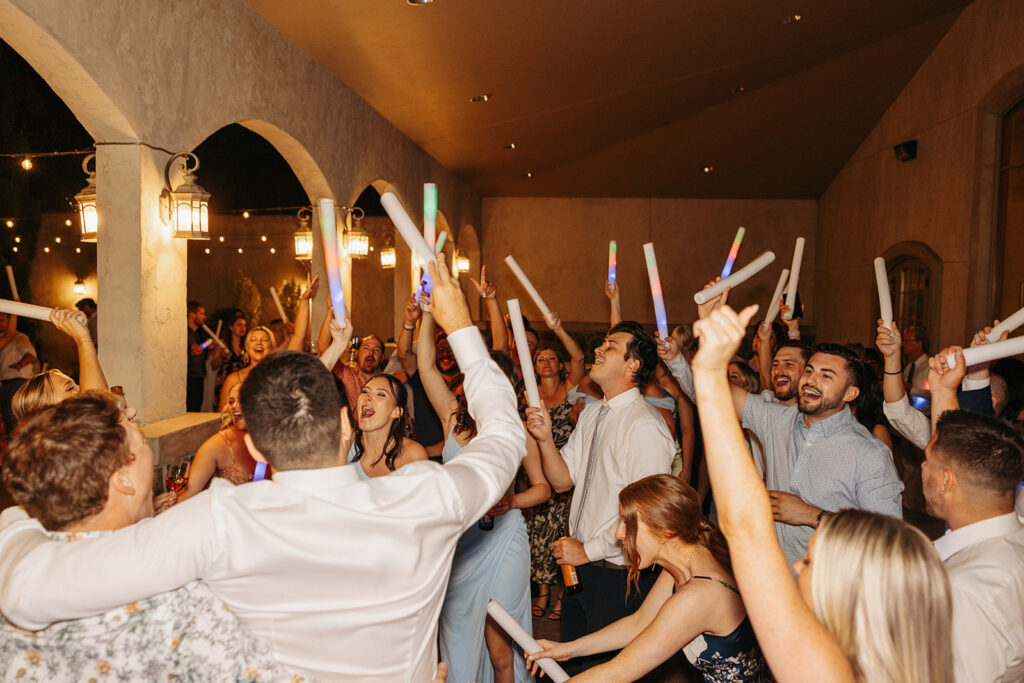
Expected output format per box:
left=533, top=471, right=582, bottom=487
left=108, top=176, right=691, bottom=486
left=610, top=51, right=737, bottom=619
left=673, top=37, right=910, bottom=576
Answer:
left=0, top=253, right=1022, bottom=683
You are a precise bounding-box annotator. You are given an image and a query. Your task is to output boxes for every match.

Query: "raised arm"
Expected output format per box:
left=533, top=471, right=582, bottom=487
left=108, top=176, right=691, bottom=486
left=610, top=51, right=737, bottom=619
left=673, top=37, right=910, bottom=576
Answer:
left=545, top=311, right=586, bottom=386
left=318, top=314, right=353, bottom=371
left=605, top=280, right=622, bottom=327
left=525, top=401, right=574, bottom=492
left=691, top=305, right=854, bottom=683
left=285, top=275, right=318, bottom=351
left=49, top=308, right=107, bottom=391
left=756, top=319, right=774, bottom=392
left=417, top=307, right=458, bottom=427
left=470, top=265, right=508, bottom=353
left=657, top=331, right=746, bottom=417
left=929, top=347, right=965, bottom=431
left=396, top=295, right=421, bottom=377
left=876, top=319, right=930, bottom=449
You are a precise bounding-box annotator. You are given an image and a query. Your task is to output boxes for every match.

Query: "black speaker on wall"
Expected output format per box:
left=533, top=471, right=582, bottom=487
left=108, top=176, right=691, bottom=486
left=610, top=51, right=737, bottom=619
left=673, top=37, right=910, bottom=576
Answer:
left=893, top=140, right=918, bottom=162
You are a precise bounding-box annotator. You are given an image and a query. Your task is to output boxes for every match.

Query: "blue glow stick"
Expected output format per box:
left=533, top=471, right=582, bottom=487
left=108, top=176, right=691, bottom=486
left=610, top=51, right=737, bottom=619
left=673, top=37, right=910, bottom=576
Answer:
left=253, top=462, right=267, bottom=481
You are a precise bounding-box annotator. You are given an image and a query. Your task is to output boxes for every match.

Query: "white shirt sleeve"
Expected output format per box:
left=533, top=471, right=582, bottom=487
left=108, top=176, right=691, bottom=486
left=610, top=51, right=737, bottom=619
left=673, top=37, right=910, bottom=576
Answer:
left=439, top=326, right=527, bottom=528
left=664, top=355, right=695, bottom=403
left=882, top=394, right=930, bottom=449
left=0, top=488, right=222, bottom=630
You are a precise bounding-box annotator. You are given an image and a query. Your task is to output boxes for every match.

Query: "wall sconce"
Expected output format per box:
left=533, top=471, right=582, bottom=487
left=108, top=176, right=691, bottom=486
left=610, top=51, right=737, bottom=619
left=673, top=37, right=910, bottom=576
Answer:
left=160, top=152, right=210, bottom=239
left=74, top=154, right=98, bottom=242
left=73, top=277, right=86, bottom=296
left=294, top=207, right=313, bottom=262
left=380, top=234, right=396, bottom=269
left=455, top=249, right=470, bottom=274
left=344, top=206, right=369, bottom=259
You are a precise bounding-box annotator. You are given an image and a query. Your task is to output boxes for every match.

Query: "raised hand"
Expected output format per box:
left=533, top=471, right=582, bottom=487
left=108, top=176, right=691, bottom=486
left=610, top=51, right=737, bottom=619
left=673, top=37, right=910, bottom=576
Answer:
left=692, top=305, right=759, bottom=372
left=49, top=307, right=91, bottom=345
left=604, top=279, right=619, bottom=301
left=329, top=314, right=353, bottom=348
left=545, top=311, right=563, bottom=332
left=929, top=346, right=966, bottom=392
left=403, top=295, right=422, bottom=325
left=525, top=403, right=553, bottom=444
left=469, top=265, right=497, bottom=300
left=427, top=254, right=473, bottom=335
left=300, top=274, right=320, bottom=300
left=696, top=278, right=730, bottom=320
left=656, top=331, right=680, bottom=361
left=875, top=319, right=901, bottom=359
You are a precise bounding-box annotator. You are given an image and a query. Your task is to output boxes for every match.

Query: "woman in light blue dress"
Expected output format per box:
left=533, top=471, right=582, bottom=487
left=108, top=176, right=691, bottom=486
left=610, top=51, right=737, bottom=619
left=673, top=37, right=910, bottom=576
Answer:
left=419, top=311, right=550, bottom=683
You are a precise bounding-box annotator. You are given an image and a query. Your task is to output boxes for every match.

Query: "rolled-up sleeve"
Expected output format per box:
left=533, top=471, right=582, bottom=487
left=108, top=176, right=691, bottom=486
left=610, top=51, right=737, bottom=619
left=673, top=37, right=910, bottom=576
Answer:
left=882, top=395, right=930, bottom=449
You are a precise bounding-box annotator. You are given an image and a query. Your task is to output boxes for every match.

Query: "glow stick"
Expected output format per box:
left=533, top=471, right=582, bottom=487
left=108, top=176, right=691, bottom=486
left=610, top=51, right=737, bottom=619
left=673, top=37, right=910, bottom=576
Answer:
left=0, top=299, right=52, bottom=322
left=269, top=286, right=289, bottom=324
left=214, top=319, right=223, bottom=339
left=433, top=231, right=447, bottom=254
left=764, top=268, right=790, bottom=324
left=506, top=299, right=541, bottom=408
left=253, top=461, right=267, bottom=481
left=486, top=599, right=569, bottom=683
left=987, top=305, right=1024, bottom=343
left=874, top=257, right=892, bottom=324
left=643, top=243, right=669, bottom=339
left=504, top=255, right=551, bottom=320
left=693, top=251, right=777, bottom=305
left=5, top=265, right=19, bottom=301
left=380, top=192, right=437, bottom=267
left=608, top=240, right=617, bottom=285
left=423, top=183, right=437, bottom=248
left=946, top=336, right=1024, bottom=369
left=201, top=323, right=229, bottom=351
left=783, top=237, right=805, bottom=320
left=318, top=198, right=347, bottom=329
left=720, top=227, right=745, bottom=279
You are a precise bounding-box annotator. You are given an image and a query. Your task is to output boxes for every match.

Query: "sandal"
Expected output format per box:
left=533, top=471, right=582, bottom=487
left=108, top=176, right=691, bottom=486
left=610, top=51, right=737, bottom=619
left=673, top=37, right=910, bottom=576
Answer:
left=532, top=592, right=549, bottom=617
left=546, top=600, right=562, bottom=621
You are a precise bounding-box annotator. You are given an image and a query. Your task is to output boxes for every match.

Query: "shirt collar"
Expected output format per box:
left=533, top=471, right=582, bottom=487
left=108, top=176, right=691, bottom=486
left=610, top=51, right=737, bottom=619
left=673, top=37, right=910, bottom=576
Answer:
left=605, top=386, right=640, bottom=409
left=271, top=463, right=362, bottom=493
left=933, top=512, right=1023, bottom=561
left=799, top=404, right=854, bottom=437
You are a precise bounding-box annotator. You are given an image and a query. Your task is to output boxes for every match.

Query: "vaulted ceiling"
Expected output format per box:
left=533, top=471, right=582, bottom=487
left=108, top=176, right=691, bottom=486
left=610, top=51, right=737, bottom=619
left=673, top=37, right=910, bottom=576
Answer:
left=244, top=0, right=971, bottom=198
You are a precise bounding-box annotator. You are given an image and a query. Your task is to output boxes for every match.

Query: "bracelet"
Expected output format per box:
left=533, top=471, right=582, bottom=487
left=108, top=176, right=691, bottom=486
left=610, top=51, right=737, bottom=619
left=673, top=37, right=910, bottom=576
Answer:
left=883, top=368, right=903, bottom=375
left=787, top=330, right=800, bottom=340
left=814, top=509, right=828, bottom=528
left=402, top=323, right=416, bottom=331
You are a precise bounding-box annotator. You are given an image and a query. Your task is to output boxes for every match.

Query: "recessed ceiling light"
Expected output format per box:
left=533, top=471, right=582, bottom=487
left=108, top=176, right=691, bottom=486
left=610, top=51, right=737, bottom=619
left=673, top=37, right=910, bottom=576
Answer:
left=43, top=247, right=49, bottom=253
left=470, top=93, right=493, bottom=103
left=238, top=247, right=243, bottom=254
left=407, top=0, right=433, bottom=4
left=524, top=172, right=533, bottom=178
left=733, top=86, right=746, bottom=94
left=75, top=247, right=81, bottom=253
left=703, top=166, right=714, bottom=173
left=504, top=143, right=517, bottom=150
left=270, top=248, right=276, bottom=254
left=261, top=235, right=267, bottom=242
left=782, top=13, right=802, bottom=24
left=205, top=248, right=210, bottom=254
left=65, top=218, right=73, bottom=226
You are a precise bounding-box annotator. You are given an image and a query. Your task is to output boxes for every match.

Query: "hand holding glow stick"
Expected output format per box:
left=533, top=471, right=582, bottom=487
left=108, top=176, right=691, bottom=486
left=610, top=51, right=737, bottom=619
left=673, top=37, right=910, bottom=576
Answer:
left=720, top=227, right=745, bottom=279
left=269, top=286, right=289, bottom=325
left=0, top=299, right=84, bottom=324
left=608, top=240, right=617, bottom=285
left=764, top=268, right=790, bottom=324
left=381, top=192, right=437, bottom=267
left=486, top=599, right=569, bottom=682
left=874, top=257, right=893, bottom=324
left=318, top=198, right=348, bottom=329
left=783, top=237, right=805, bottom=320
left=504, top=255, right=551, bottom=321
left=5, top=265, right=19, bottom=302
left=946, top=336, right=1024, bottom=368
left=507, top=299, right=541, bottom=408
left=643, top=243, right=669, bottom=339
left=987, top=305, right=1024, bottom=343
left=693, top=251, right=776, bottom=305
left=433, top=231, right=447, bottom=254
left=201, top=323, right=229, bottom=351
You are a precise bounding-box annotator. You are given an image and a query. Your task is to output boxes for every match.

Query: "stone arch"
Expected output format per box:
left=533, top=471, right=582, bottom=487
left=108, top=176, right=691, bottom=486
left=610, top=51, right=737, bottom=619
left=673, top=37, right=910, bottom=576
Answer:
left=881, top=240, right=943, bottom=345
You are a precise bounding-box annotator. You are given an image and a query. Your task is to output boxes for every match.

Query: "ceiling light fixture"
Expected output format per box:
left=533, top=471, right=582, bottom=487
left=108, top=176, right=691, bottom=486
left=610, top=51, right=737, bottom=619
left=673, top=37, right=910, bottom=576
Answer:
left=470, top=93, right=493, bottom=103
left=407, top=0, right=433, bottom=4
left=782, top=13, right=802, bottom=24
left=524, top=172, right=533, bottom=178
left=504, top=143, right=517, bottom=150
left=242, top=211, right=251, bottom=219
left=733, top=86, right=746, bottom=94
left=703, top=166, right=714, bottom=173
left=20, top=158, right=32, bottom=171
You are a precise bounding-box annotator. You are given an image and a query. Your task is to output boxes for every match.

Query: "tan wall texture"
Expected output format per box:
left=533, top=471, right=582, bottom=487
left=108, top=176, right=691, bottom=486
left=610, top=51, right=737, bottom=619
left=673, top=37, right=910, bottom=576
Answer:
left=816, top=0, right=1024, bottom=349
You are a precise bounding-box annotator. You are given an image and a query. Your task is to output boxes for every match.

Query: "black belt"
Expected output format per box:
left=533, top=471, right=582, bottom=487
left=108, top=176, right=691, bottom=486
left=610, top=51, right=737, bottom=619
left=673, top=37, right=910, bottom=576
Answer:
left=587, top=560, right=627, bottom=570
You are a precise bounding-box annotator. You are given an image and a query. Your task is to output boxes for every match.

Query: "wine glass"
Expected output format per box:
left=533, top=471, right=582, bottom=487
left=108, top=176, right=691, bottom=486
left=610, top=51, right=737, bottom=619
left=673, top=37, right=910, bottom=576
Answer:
left=165, top=459, right=191, bottom=493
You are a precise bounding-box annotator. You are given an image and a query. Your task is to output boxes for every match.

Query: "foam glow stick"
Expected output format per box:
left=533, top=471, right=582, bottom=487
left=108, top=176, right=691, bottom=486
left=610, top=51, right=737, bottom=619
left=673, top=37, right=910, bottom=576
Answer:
left=506, top=299, right=541, bottom=408
left=423, top=183, right=437, bottom=248
left=0, top=298, right=85, bottom=324
left=318, top=198, right=347, bottom=328
left=643, top=243, right=669, bottom=339
left=874, top=257, right=893, bottom=324
left=486, top=599, right=569, bottom=682
left=783, top=237, right=805, bottom=321
left=693, top=251, right=777, bottom=305
left=947, top=336, right=1024, bottom=369
left=608, top=240, right=617, bottom=285
left=764, top=268, right=790, bottom=324
left=433, top=231, right=447, bottom=254
left=253, top=461, right=267, bottom=481
left=214, top=319, right=223, bottom=339
left=5, top=266, right=18, bottom=301
left=504, top=255, right=551, bottom=320
left=270, top=286, right=290, bottom=323
left=381, top=192, right=437, bottom=267
left=720, top=227, right=746, bottom=279
left=987, top=305, right=1024, bottom=343
left=201, top=323, right=229, bottom=351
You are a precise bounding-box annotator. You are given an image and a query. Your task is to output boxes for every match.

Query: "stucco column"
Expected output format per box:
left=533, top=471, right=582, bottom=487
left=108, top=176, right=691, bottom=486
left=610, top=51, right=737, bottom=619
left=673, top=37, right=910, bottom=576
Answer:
left=95, top=144, right=187, bottom=424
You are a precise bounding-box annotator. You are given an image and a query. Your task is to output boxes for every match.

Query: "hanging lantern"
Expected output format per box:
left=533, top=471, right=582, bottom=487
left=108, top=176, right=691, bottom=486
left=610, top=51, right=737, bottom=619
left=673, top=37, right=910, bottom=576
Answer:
left=294, top=207, right=313, bottom=262
left=74, top=154, right=98, bottom=242
left=160, top=152, right=211, bottom=239
left=344, top=207, right=369, bottom=259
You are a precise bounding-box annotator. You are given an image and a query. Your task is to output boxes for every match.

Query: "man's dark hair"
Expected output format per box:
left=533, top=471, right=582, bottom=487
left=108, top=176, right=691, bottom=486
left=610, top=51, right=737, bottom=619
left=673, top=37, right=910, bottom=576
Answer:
left=934, top=410, right=1024, bottom=495
left=239, top=351, right=342, bottom=471
left=811, top=342, right=864, bottom=388
left=187, top=300, right=203, bottom=314
left=609, top=321, right=658, bottom=389
left=75, top=297, right=97, bottom=312
left=774, top=340, right=811, bottom=364
left=3, top=392, right=131, bottom=531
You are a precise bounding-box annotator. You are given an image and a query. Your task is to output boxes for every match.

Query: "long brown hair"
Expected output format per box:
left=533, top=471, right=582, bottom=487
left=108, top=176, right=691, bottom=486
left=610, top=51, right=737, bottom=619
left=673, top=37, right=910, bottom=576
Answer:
left=618, top=474, right=732, bottom=594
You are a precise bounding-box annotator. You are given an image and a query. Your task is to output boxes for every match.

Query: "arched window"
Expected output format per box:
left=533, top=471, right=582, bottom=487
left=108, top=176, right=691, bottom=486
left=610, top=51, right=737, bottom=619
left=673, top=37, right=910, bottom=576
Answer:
left=889, top=258, right=931, bottom=335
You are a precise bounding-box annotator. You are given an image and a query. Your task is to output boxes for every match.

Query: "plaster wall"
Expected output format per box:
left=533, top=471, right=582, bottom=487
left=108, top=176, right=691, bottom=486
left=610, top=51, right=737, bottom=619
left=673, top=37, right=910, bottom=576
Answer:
left=816, top=0, right=1024, bottom=348
left=483, top=197, right=816, bottom=333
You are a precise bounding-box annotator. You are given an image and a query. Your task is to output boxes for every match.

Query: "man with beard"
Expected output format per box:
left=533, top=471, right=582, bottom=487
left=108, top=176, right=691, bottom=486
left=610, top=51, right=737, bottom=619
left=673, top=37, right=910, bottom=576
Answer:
left=760, top=340, right=810, bottom=405
left=332, top=333, right=386, bottom=409
left=728, top=342, right=903, bottom=567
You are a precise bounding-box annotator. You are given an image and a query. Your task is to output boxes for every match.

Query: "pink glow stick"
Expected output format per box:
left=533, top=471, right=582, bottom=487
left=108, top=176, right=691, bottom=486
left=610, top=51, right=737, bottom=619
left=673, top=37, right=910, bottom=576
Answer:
left=608, top=240, right=617, bottom=285
left=643, top=243, right=669, bottom=339
left=720, top=227, right=745, bottom=279
left=318, top=198, right=347, bottom=328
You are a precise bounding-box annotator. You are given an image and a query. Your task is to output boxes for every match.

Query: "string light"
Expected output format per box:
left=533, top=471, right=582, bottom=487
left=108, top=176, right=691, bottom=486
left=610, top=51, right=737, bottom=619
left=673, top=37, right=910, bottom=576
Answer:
left=238, top=248, right=243, bottom=254
left=261, top=235, right=267, bottom=242
left=204, top=248, right=210, bottom=254
left=75, top=247, right=81, bottom=253
left=13, top=237, right=20, bottom=243
left=12, top=246, right=17, bottom=253
left=64, top=219, right=72, bottom=227
left=242, top=211, right=250, bottom=219
left=55, top=237, right=61, bottom=243
left=219, top=236, right=225, bottom=242
left=20, top=158, right=32, bottom=171
left=43, top=247, right=50, bottom=253
left=270, top=248, right=276, bottom=254
left=4, top=220, right=11, bottom=228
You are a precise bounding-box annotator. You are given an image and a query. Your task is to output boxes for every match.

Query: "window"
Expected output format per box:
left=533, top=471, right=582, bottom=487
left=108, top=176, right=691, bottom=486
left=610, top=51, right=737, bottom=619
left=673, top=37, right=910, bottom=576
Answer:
left=889, top=259, right=931, bottom=335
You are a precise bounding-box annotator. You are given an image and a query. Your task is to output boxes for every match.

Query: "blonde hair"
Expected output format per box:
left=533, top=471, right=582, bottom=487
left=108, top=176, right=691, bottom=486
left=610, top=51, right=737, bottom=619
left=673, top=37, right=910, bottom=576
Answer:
left=243, top=326, right=277, bottom=364
left=12, top=370, right=62, bottom=422
left=812, top=510, right=952, bottom=683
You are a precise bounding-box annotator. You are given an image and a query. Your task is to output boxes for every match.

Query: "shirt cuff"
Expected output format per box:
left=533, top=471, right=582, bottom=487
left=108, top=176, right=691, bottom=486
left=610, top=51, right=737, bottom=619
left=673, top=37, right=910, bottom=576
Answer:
left=446, top=326, right=489, bottom=368
left=961, top=377, right=990, bottom=391
left=582, top=538, right=602, bottom=564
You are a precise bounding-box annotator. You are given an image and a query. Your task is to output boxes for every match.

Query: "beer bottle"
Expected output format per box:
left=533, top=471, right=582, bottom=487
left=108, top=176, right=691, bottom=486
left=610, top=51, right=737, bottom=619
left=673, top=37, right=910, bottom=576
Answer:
left=559, top=535, right=581, bottom=594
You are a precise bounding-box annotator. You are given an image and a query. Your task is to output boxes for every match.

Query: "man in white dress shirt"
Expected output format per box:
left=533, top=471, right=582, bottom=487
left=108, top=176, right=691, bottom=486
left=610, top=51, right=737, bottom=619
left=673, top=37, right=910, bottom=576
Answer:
left=528, top=320, right=675, bottom=674
left=923, top=409, right=1024, bottom=683
left=0, top=258, right=524, bottom=682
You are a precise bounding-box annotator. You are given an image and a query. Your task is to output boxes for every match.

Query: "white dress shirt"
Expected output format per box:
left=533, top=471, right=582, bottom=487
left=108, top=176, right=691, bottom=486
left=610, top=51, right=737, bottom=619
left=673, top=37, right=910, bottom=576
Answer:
left=934, top=513, right=1024, bottom=683
left=882, top=393, right=931, bottom=449
left=560, top=387, right=675, bottom=564
left=664, top=354, right=695, bottom=403
left=0, top=327, right=525, bottom=682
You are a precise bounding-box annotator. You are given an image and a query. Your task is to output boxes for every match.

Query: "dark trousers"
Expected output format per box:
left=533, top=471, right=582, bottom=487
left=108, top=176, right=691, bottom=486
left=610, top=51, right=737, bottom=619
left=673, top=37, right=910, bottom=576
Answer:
left=561, top=562, right=660, bottom=675
left=0, top=378, right=27, bottom=434
left=186, top=375, right=204, bottom=412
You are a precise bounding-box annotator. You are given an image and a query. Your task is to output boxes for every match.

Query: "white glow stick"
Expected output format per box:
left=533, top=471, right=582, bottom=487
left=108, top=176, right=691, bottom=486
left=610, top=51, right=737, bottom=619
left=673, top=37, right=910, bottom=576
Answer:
left=947, top=336, right=1024, bottom=369
left=987, top=305, right=1024, bottom=343
left=486, top=599, right=569, bottom=682
left=201, top=323, right=229, bottom=351
left=874, top=257, right=892, bottom=324
left=693, top=251, right=777, bottom=305
left=783, top=237, right=805, bottom=320
left=381, top=192, right=437, bottom=267
left=0, top=299, right=50, bottom=321
left=214, top=319, right=223, bottom=339
left=643, top=243, right=669, bottom=339
left=5, top=266, right=18, bottom=302
left=504, top=255, right=551, bottom=320
left=764, top=268, right=790, bottom=324
left=433, top=231, right=447, bottom=254
left=506, top=299, right=541, bottom=408
left=318, top=198, right=347, bottom=329
left=269, top=286, right=289, bottom=324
